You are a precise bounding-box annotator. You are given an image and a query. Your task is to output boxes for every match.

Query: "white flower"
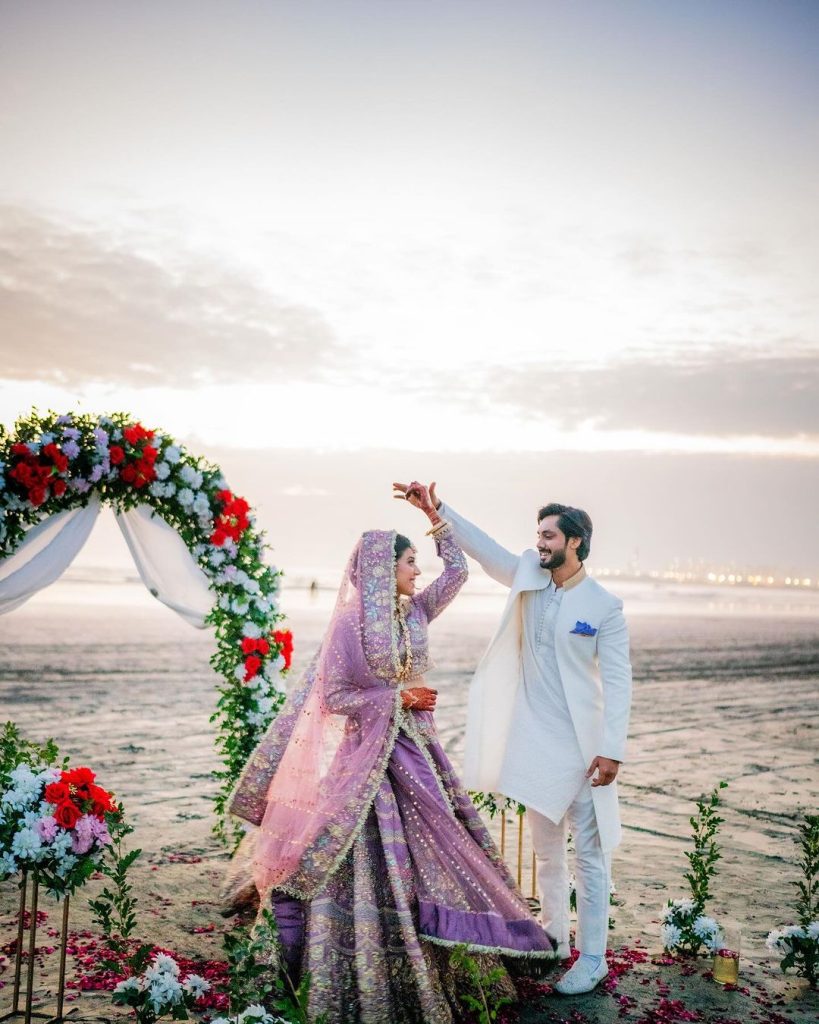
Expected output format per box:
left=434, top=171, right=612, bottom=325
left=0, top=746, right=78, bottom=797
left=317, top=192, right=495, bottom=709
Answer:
left=113, top=977, right=141, bottom=995
left=149, top=481, right=166, bottom=498
left=234, top=664, right=248, bottom=681
left=37, top=766, right=61, bottom=785
left=660, top=922, right=683, bottom=950
left=182, top=974, right=210, bottom=997
left=808, top=921, right=819, bottom=940
left=244, top=578, right=260, bottom=595
left=177, top=487, right=195, bottom=508
left=192, top=491, right=210, bottom=515
left=243, top=622, right=262, bottom=639
left=0, top=851, right=18, bottom=878
left=782, top=924, right=807, bottom=939
left=11, top=826, right=43, bottom=860
left=163, top=482, right=177, bottom=497
left=232, top=600, right=250, bottom=615
left=246, top=711, right=266, bottom=728
left=241, top=1004, right=274, bottom=1022
left=693, top=915, right=719, bottom=937
left=255, top=697, right=275, bottom=715
left=164, top=445, right=182, bottom=464
left=155, top=461, right=171, bottom=480
left=766, top=928, right=787, bottom=952
left=671, top=898, right=696, bottom=916
left=179, top=465, right=203, bottom=489
left=210, top=549, right=227, bottom=567
left=151, top=953, right=180, bottom=977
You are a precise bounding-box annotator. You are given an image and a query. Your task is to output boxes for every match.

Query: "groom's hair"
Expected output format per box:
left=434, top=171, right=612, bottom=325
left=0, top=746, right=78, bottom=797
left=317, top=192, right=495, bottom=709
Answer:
left=537, top=503, right=593, bottom=562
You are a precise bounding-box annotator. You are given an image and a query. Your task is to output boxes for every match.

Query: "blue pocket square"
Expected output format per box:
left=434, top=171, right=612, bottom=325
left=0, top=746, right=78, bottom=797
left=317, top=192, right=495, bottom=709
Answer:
left=570, top=620, right=598, bottom=636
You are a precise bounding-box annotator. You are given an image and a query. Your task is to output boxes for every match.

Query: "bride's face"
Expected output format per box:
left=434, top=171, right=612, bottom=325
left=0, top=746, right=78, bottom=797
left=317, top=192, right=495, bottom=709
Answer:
left=395, top=546, right=421, bottom=597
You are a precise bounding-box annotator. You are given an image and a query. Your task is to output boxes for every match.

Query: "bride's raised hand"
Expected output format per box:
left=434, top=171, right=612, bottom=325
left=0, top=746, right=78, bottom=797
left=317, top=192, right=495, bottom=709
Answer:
left=392, top=480, right=439, bottom=515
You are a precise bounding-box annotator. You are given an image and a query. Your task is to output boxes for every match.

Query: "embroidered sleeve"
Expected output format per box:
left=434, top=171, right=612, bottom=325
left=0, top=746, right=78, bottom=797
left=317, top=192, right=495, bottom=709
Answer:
left=413, top=523, right=468, bottom=622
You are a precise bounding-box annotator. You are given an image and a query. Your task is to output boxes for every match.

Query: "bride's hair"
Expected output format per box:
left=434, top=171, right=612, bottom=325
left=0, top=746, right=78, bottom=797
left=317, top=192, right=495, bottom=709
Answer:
left=394, top=534, right=413, bottom=560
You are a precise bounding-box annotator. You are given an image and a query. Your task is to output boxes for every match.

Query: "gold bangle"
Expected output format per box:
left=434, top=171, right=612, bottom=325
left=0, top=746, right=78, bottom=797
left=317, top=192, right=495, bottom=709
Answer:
left=425, top=519, right=449, bottom=537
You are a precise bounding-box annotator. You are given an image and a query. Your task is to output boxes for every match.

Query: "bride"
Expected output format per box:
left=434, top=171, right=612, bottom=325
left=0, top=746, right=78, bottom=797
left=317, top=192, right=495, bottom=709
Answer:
left=228, top=482, right=555, bottom=1023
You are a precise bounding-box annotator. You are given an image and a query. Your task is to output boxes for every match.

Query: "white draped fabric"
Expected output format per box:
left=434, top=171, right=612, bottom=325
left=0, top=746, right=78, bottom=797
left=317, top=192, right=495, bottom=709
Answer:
left=0, top=497, right=102, bottom=614
left=0, top=501, right=214, bottom=628
left=115, top=505, right=213, bottom=628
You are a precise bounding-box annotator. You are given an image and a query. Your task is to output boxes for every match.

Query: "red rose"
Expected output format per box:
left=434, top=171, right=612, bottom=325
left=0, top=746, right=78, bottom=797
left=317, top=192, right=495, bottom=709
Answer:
left=210, top=529, right=227, bottom=547
left=53, top=479, right=67, bottom=497
left=109, top=445, right=125, bottom=465
left=55, top=454, right=69, bottom=473
left=142, top=446, right=158, bottom=464
left=11, top=463, right=32, bottom=485
left=53, top=801, right=81, bottom=829
left=244, top=655, right=262, bottom=681
left=241, top=637, right=257, bottom=655
left=256, top=638, right=270, bottom=656
left=120, top=464, right=137, bottom=483
left=272, top=630, right=294, bottom=670
left=43, top=443, right=59, bottom=460
left=123, top=425, right=140, bottom=445
left=64, top=766, right=96, bottom=787
left=44, top=780, right=70, bottom=804
left=29, top=486, right=47, bottom=506
left=11, top=442, right=30, bottom=456
left=216, top=489, right=232, bottom=503
left=88, top=784, right=116, bottom=814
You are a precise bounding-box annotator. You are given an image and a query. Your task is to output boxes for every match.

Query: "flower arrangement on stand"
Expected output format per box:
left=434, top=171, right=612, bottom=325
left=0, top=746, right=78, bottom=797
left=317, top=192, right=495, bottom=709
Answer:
left=661, top=781, right=728, bottom=958
left=0, top=723, right=122, bottom=895
left=766, top=812, right=819, bottom=990
left=0, top=408, right=295, bottom=842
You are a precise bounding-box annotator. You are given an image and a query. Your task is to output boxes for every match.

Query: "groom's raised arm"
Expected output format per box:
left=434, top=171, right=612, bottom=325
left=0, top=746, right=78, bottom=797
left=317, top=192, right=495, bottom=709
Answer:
left=437, top=500, right=520, bottom=589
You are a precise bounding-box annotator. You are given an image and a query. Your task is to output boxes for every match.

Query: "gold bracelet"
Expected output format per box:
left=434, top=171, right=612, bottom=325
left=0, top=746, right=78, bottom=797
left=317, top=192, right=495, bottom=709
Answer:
left=425, top=519, right=449, bottom=537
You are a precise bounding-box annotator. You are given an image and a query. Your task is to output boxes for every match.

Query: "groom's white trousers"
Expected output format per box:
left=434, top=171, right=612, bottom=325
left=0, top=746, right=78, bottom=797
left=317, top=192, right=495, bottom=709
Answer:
left=527, top=784, right=611, bottom=956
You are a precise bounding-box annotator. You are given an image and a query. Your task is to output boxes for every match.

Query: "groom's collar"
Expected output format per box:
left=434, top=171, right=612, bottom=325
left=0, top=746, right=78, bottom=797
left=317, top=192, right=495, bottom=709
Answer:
left=557, top=565, right=587, bottom=592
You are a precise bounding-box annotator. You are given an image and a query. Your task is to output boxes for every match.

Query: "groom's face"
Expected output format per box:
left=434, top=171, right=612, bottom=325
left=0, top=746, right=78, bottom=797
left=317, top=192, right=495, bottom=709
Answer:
left=537, top=515, right=568, bottom=570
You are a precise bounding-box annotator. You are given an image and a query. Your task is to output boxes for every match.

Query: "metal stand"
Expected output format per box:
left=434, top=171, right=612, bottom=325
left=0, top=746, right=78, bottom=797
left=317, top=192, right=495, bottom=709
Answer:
left=0, top=871, right=75, bottom=1024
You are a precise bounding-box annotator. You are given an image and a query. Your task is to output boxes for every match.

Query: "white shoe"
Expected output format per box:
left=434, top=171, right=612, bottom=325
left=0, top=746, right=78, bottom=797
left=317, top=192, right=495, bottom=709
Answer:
left=554, top=956, right=609, bottom=995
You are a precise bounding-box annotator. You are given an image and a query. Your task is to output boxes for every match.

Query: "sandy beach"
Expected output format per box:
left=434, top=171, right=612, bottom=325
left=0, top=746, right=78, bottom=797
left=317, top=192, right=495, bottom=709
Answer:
left=1, top=578, right=818, bottom=1022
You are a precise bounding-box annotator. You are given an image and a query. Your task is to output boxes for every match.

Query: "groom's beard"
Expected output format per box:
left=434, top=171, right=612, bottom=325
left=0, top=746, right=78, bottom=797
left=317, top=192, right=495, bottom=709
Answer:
left=539, top=548, right=566, bottom=570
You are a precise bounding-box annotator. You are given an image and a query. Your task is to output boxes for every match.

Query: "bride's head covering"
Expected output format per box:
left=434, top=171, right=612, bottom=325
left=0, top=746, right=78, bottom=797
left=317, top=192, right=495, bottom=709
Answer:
left=228, top=529, right=411, bottom=899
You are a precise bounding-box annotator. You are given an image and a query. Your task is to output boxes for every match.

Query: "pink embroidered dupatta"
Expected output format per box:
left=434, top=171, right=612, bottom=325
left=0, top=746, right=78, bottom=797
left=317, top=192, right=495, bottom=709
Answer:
left=228, top=530, right=404, bottom=900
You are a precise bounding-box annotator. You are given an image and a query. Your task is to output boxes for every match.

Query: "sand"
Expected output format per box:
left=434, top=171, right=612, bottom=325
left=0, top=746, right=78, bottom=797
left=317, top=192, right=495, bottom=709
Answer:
left=1, top=582, right=818, bottom=1022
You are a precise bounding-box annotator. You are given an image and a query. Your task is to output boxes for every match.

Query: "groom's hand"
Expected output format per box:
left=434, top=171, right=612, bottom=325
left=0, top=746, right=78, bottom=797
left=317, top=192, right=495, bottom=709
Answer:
left=587, top=756, right=620, bottom=787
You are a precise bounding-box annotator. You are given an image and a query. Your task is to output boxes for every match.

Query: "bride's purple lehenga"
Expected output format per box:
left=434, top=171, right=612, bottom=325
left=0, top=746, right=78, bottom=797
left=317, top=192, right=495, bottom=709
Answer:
left=229, top=528, right=555, bottom=1023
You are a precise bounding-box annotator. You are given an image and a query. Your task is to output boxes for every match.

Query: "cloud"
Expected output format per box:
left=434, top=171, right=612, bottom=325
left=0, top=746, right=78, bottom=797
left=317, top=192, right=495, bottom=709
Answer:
left=455, top=352, right=819, bottom=438
left=0, top=206, right=337, bottom=387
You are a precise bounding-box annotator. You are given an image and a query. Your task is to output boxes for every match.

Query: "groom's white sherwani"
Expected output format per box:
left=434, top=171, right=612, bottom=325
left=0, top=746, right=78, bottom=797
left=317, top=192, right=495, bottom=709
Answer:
left=441, top=502, right=633, bottom=954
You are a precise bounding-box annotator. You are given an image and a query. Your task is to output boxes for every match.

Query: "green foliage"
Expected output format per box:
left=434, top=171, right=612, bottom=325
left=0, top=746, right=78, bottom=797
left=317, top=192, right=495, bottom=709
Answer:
left=793, top=813, right=819, bottom=930
left=683, top=780, right=727, bottom=913
left=771, top=813, right=819, bottom=989
left=221, top=909, right=324, bottom=1024
left=88, top=807, right=142, bottom=958
left=449, top=944, right=514, bottom=1024
left=469, top=791, right=525, bottom=818
left=0, top=720, right=63, bottom=774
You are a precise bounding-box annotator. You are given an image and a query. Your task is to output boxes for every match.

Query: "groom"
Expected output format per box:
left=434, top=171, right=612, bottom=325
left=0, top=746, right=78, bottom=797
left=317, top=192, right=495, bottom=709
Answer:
left=394, top=481, right=633, bottom=995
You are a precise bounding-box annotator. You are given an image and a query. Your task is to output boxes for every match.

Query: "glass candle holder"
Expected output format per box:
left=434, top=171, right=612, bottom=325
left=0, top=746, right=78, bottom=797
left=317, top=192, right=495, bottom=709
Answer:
left=712, top=929, right=741, bottom=985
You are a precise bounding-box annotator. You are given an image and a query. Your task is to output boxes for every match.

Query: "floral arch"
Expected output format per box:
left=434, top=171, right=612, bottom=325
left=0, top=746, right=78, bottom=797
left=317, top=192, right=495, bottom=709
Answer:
left=0, top=409, right=292, bottom=842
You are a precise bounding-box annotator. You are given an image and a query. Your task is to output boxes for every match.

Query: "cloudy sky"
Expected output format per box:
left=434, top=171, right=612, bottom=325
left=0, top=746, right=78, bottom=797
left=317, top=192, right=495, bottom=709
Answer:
left=1, top=0, right=817, bottom=576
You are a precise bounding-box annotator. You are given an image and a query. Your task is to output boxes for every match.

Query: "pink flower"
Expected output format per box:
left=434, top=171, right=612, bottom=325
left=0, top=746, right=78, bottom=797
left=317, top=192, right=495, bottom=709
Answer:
left=71, top=814, right=96, bottom=855
left=37, top=816, right=59, bottom=842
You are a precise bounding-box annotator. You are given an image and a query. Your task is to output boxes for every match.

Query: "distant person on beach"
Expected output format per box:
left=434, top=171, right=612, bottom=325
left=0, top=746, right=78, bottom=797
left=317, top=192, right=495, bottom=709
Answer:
left=394, top=481, right=633, bottom=996
left=227, top=484, right=556, bottom=1023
